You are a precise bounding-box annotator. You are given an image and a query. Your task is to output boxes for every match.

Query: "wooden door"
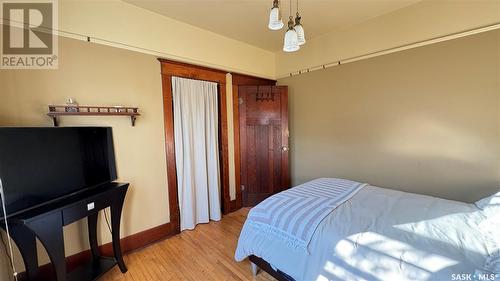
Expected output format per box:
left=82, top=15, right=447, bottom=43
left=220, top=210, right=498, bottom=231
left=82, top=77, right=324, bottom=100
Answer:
left=239, top=86, right=290, bottom=207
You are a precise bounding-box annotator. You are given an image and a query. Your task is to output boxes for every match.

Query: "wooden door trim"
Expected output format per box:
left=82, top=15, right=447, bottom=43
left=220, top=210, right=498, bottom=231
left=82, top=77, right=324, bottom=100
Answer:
left=231, top=73, right=276, bottom=210
left=159, top=59, right=228, bottom=83
left=231, top=73, right=275, bottom=86
left=232, top=84, right=241, bottom=210
left=159, top=58, right=230, bottom=234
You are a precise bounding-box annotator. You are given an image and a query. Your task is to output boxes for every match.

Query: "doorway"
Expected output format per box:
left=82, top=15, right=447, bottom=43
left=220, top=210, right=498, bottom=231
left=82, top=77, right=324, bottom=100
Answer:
left=159, top=59, right=230, bottom=233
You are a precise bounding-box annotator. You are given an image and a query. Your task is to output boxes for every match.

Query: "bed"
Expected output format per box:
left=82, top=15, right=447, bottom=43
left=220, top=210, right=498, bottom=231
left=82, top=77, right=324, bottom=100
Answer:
left=235, top=178, right=500, bottom=281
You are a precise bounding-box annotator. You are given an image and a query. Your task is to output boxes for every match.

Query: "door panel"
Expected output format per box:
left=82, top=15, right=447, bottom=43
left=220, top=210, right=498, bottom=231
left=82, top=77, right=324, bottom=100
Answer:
left=239, top=86, right=290, bottom=207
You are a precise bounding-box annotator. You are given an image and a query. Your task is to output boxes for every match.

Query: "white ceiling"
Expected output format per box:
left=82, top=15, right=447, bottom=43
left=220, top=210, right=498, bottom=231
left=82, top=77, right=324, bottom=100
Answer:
left=124, top=0, right=421, bottom=51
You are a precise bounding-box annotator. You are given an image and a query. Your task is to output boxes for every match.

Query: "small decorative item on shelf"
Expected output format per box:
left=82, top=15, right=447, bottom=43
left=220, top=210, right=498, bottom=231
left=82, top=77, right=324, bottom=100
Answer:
left=65, top=98, right=79, bottom=112
left=47, top=104, right=140, bottom=127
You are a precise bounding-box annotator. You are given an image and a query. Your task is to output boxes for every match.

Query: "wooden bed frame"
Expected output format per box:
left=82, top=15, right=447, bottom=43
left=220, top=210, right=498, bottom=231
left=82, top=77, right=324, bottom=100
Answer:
left=249, top=255, right=295, bottom=281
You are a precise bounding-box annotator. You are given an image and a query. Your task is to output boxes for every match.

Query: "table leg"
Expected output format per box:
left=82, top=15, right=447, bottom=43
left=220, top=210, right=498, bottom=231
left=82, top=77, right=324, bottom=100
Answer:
left=8, top=224, right=38, bottom=280
left=111, top=198, right=127, bottom=273
left=87, top=213, right=100, bottom=260
left=28, top=213, right=66, bottom=281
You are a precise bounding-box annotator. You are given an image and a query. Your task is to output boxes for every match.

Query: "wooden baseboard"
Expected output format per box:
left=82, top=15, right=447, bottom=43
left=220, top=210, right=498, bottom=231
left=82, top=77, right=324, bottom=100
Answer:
left=18, top=221, right=178, bottom=281
left=99, top=221, right=178, bottom=256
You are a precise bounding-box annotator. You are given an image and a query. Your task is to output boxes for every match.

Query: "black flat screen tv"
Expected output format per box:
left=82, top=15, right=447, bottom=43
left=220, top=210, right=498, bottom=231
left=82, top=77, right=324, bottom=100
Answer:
left=0, top=127, right=117, bottom=219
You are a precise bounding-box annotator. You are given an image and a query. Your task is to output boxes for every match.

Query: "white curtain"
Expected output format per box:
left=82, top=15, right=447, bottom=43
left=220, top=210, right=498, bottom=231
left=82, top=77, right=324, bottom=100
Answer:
left=172, top=76, right=221, bottom=231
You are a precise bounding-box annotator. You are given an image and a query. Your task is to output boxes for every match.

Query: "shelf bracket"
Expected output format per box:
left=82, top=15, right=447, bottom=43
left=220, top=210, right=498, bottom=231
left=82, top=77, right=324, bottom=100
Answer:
left=52, top=116, right=59, bottom=127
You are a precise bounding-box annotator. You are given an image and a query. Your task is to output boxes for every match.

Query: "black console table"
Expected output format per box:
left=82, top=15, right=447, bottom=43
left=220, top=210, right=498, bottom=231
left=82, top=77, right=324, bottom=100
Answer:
left=1, top=182, right=129, bottom=281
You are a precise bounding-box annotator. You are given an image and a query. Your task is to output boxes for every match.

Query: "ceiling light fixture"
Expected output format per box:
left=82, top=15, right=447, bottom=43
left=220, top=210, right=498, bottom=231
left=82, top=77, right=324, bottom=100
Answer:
left=268, top=0, right=284, bottom=30
left=283, top=17, right=299, bottom=52
left=294, top=0, right=305, bottom=45
left=283, top=0, right=299, bottom=52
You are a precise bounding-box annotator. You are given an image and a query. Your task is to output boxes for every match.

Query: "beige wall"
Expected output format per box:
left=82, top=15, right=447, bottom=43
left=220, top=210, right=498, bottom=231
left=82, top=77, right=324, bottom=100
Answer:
left=0, top=34, right=242, bottom=280
left=0, top=1, right=499, bottom=279
left=278, top=29, right=500, bottom=202
left=57, top=0, right=275, bottom=79
left=0, top=36, right=171, bottom=279
left=276, top=0, right=500, bottom=77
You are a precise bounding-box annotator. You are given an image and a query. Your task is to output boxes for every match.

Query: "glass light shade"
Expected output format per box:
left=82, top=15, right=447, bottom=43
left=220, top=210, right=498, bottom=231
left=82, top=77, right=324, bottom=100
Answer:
left=268, top=7, right=284, bottom=30
left=283, top=28, right=300, bottom=52
left=294, top=24, right=306, bottom=45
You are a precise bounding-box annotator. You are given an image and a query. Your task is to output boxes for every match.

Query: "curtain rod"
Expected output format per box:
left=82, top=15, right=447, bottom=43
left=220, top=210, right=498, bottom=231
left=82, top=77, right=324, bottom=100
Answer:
left=2, top=18, right=499, bottom=80
left=0, top=18, right=274, bottom=80
left=278, top=22, right=500, bottom=79
left=59, top=30, right=276, bottom=80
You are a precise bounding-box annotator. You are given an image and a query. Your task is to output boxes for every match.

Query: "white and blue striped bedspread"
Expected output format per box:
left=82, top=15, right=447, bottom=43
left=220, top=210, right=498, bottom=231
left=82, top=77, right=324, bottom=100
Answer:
left=247, top=178, right=367, bottom=253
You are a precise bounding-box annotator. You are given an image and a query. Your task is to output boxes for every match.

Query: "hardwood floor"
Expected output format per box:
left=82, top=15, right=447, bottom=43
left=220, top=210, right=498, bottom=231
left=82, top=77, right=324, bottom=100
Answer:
left=101, top=208, right=274, bottom=281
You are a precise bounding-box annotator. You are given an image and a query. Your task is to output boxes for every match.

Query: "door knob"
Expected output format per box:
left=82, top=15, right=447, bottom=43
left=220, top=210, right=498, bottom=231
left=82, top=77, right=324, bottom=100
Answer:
left=281, top=146, right=289, bottom=152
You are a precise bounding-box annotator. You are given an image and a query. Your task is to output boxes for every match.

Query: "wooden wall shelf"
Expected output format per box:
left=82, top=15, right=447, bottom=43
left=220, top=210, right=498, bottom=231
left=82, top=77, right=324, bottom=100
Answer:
left=47, top=105, right=140, bottom=127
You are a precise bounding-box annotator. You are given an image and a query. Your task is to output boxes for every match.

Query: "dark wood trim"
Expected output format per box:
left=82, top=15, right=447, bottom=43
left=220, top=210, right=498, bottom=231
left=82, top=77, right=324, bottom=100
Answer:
left=230, top=73, right=276, bottom=211
left=157, top=59, right=228, bottom=75
left=231, top=73, right=276, bottom=86
left=161, top=73, right=181, bottom=233
left=19, top=222, right=177, bottom=281
left=232, top=84, right=242, bottom=211
left=159, top=58, right=227, bottom=84
left=158, top=59, right=231, bottom=221
left=219, top=83, right=231, bottom=214
left=99, top=222, right=177, bottom=255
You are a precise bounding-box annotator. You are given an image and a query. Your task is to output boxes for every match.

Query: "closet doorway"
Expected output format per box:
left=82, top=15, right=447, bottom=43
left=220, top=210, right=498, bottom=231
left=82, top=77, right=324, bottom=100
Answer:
left=159, top=59, right=230, bottom=233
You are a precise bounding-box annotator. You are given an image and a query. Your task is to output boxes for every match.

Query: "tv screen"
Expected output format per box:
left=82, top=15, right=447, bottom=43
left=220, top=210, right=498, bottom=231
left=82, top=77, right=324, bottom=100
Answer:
left=0, top=127, right=117, bottom=219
